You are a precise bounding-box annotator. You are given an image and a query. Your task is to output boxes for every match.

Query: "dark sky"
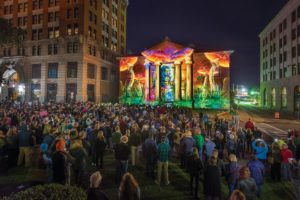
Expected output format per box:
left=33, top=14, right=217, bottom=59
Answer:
left=126, top=0, right=288, bottom=87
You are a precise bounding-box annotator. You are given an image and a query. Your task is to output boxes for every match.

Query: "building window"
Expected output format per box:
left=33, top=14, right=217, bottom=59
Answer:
left=292, top=46, right=297, bottom=58
left=67, top=9, right=72, bottom=18
left=292, top=29, right=296, bottom=40
left=263, top=89, right=267, bottom=106
left=32, top=46, right=41, bottom=56
left=67, top=42, right=78, bottom=53
left=48, top=63, right=58, bottom=78
left=283, top=51, right=287, bottom=62
left=271, top=88, right=276, bottom=108
left=74, top=23, right=79, bottom=34
left=74, top=7, right=79, bottom=18
left=281, top=87, right=287, bottom=108
left=101, top=67, right=108, bottom=80
left=47, top=83, right=57, bottom=102
left=111, top=69, right=116, bottom=81
left=66, top=83, right=77, bottom=102
left=283, top=19, right=287, bottom=30
left=32, top=64, right=41, bottom=78
left=67, top=62, right=77, bottom=78
left=292, top=10, right=296, bottom=23
left=48, top=44, right=58, bottom=55
left=67, top=24, right=72, bottom=35
left=87, top=84, right=95, bottom=102
left=87, top=63, right=95, bottom=79
left=31, top=84, right=41, bottom=101
left=298, top=25, right=300, bottom=37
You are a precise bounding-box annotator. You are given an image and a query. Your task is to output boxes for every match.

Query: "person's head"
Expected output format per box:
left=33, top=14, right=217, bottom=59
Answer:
left=229, top=154, right=238, bottom=162
left=55, top=139, right=66, bottom=152
left=229, top=190, right=246, bottom=200
left=120, top=136, right=128, bottom=144
left=90, top=171, right=103, bottom=188
left=161, top=136, right=167, bottom=143
left=119, top=172, right=139, bottom=197
left=282, top=144, right=288, bottom=149
left=192, top=147, right=199, bottom=159
left=212, top=149, right=219, bottom=158
left=208, top=156, right=217, bottom=166
left=97, top=130, right=105, bottom=140
left=239, top=166, right=251, bottom=180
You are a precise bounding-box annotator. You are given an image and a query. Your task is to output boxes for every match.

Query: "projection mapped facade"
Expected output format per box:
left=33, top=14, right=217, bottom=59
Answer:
left=119, top=39, right=233, bottom=109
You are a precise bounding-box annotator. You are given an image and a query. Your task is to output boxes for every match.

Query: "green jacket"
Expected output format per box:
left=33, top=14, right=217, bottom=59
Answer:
left=194, top=134, right=204, bottom=150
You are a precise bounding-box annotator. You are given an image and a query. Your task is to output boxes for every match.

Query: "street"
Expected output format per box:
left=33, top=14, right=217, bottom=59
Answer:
left=238, top=105, right=300, bottom=140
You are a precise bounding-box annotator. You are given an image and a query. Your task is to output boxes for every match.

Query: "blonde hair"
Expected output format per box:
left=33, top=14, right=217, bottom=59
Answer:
left=212, top=149, right=219, bottom=158
left=90, top=171, right=102, bottom=188
left=229, top=154, right=238, bottom=162
left=229, top=190, right=246, bottom=200
left=97, top=131, right=105, bottom=140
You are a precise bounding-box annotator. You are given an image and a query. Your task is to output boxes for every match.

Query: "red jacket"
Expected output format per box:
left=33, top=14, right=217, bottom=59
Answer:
left=281, top=148, right=293, bottom=163
left=245, top=121, right=254, bottom=131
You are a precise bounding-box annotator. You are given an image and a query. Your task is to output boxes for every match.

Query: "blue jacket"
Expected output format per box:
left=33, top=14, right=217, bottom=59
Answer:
left=181, top=136, right=196, bottom=155
left=205, top=140, right=216, bottom=157
left=252, top=140, right=268, bottom=160
left=247, top=159, right=265, bottom=185
left=18, top=125, right=32, bottom=147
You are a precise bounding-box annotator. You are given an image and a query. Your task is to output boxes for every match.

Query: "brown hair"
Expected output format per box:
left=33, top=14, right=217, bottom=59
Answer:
left=229, top=190, right=246, bottom=200
left=119, top=172, right=139, bottom=200
left=239, top=166, right=251, bottom=180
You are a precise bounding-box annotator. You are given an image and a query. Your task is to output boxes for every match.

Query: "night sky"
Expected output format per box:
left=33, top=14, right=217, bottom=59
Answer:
left=126, top=0, right=288, bottom=87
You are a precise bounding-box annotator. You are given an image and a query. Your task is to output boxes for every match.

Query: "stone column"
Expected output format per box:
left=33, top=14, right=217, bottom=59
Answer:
left=40, top=62, right=47, bottom=102
left=174, top=61, right=181, bottom=101
left=77, top=61, right=87, bottom=102
left=155, top=62, right=161, bottom=101
left=95, top=64, right=101, bottom=103
left=185, top=57, right=193, bottom=100
left=57, top=62, right=66, bottom=102
left=144, top=60, right=151, bottom=101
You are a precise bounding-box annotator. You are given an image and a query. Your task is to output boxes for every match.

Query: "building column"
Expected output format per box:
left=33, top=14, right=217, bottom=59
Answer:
left=144, top=60, right=151, bottom=101
left=174, top=61, right=181, bottom=101
left=77, top=61, right=87, bottom=102
left=40, top=62, right=47, bottom=102
left=57, top=62, right=66, bottom=102
left=155, top=62, right=161, bottom=101
left=185, top=57, right=193, bottom=100
left=95, top=64, right=101, bottom=103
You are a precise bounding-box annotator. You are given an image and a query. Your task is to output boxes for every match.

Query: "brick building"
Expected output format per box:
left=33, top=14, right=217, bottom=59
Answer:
left=0, top=0, right=128, bottom=102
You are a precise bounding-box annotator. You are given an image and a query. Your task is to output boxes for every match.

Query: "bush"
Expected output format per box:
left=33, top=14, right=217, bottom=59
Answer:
left=1, top=184, right=87, bottom=200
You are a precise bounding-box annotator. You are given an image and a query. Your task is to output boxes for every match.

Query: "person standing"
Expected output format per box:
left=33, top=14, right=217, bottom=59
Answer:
left=226, top=154, right=241, bottom=195
left=143, top=133, right=157, bottom=179
left=94, top=131, right=107, bottom=169
left=252, top=139, right=268, bottom=165
left=247, top=155, right=265, bottom=197
left=5, top=126, right=19, bottom=167
left=281, top=144, right=293, bottom=181
left=119, top=172, right=141, bottom=200
left=115, top=136, right=130, bottom=185
left=129, top=129, right=141, bottom=167
left=188, top=148, right=204, bottom=199
left=155, top=136, right=171, bottom=186
left=236, top=166, right=257, bottom=200
left=204, top=156, right=222, bottom=200
left=193, top=128, right=204, bottom=160
left=18, top=122, right=33, bottom=167
left=87, top=171, right=109, bottom=200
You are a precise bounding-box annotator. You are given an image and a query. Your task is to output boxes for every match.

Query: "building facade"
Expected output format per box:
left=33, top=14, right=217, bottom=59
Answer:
left=260, top=0, right=300, bottom=113
left=0, top=0, right=128, bottom=103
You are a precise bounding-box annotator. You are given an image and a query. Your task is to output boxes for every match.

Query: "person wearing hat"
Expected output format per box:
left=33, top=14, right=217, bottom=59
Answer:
left=52, top=139, right=74, bottom=185
left=115, top=135, right=130, bottom=184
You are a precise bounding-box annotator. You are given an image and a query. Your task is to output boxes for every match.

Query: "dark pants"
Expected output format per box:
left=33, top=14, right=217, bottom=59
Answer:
left=95, top=150, right=104, bottom=168
left=146, top=156, right=155, bottom=179
left=7, top=148, right=18, bottom=167
left=116, top=160, right=128, bottom=185
left=271, top=162, right=281, bottom=181
left=190, top=174, right=200, bottom=198
left=74, top=168, right=85, bottom=187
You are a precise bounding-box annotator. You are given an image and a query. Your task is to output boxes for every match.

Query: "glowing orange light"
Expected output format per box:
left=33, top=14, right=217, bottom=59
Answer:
left=204, top=52, right=230, bottom=68
left=197, top=69, right=218, bottom=75
left=120, top=57, right=138, bottom=71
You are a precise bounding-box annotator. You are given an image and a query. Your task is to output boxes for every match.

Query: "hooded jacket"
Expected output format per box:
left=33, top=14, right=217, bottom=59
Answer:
left=247, top=159, right=265, bottom=185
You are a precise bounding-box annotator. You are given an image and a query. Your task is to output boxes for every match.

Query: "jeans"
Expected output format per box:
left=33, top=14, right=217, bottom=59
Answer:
left=257, top=184, right=262, bottom=197
left=95, top=150, right=104, bottom=168
left=190, top=174, right=199, bottom=198
left=146, top=155, right=155, bottom=179
left=157, top=161, right=169, bottom=184
left=116, top=160, right=128, bottom=184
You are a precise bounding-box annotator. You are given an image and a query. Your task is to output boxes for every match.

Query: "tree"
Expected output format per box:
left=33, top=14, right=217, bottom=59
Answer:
left=0, top=18, right=25, bottom=47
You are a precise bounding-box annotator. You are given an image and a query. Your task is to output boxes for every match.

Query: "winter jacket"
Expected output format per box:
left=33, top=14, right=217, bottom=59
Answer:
left=204, top=140, right=216, bottom=158
left=94, top=138, right=106, bottom=153
left=187, top=155, right=204, bottom=176
left=281, top=148, right=293, bottom=164
left=226, top=161, right=241, bottom=185
left=193, top=134, right=204, bottom=150
left=226, top=139, right=237, bottom=152
left=144, top=138, right=158, bottom=162
left=115, top=143, right=130, bottom=161
left=236, top=178, right=257, bottom=200
left=129, top=133, right=141, bottom=147
left=157, top=141, right=170, bottom=162
left=204, top=165, right=221, bottom=196
left=18, top=125, right=32, bottom=147
left=252, top=140, right=268, bottom=160
left=180, top=136, right=195, bottom=155
left=69, top=145, right=88, bottom=172
left=247, top=159, right=265, bottom=185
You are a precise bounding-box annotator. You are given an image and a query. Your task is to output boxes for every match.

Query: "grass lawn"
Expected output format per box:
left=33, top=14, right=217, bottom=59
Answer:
left=0, top=152, right=296, bottom=200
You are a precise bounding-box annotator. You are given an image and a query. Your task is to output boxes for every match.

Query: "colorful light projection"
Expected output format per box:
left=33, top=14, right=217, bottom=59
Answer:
left=160, top=64, right=175, bottom=102
left=119, top=57, right=146, bottom=105
left=192, top=51, right=231, bottom=109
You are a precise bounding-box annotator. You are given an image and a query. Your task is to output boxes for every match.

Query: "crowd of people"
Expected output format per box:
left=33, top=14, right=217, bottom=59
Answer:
left=0, top=100, right=299, bottom=200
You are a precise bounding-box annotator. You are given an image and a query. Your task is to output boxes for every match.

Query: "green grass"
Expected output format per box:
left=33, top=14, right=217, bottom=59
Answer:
left=0, top=152, right=296, bottom=200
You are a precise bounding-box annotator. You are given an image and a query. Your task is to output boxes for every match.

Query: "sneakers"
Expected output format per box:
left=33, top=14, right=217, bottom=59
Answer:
left=165, top=181, right=171, bottom=186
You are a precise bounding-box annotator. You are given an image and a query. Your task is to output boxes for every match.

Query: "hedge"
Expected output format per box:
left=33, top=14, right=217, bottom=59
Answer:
left=1, top=184, right=87, bottom=200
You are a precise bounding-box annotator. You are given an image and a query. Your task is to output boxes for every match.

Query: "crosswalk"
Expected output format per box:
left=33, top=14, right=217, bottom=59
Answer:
left=256, top=122, right=287, bottom=140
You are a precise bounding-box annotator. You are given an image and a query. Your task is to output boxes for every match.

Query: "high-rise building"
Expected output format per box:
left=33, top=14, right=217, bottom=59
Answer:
left=259, top=0, right=300, bottom=113
left=0, top=0, right=128, bottom=103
